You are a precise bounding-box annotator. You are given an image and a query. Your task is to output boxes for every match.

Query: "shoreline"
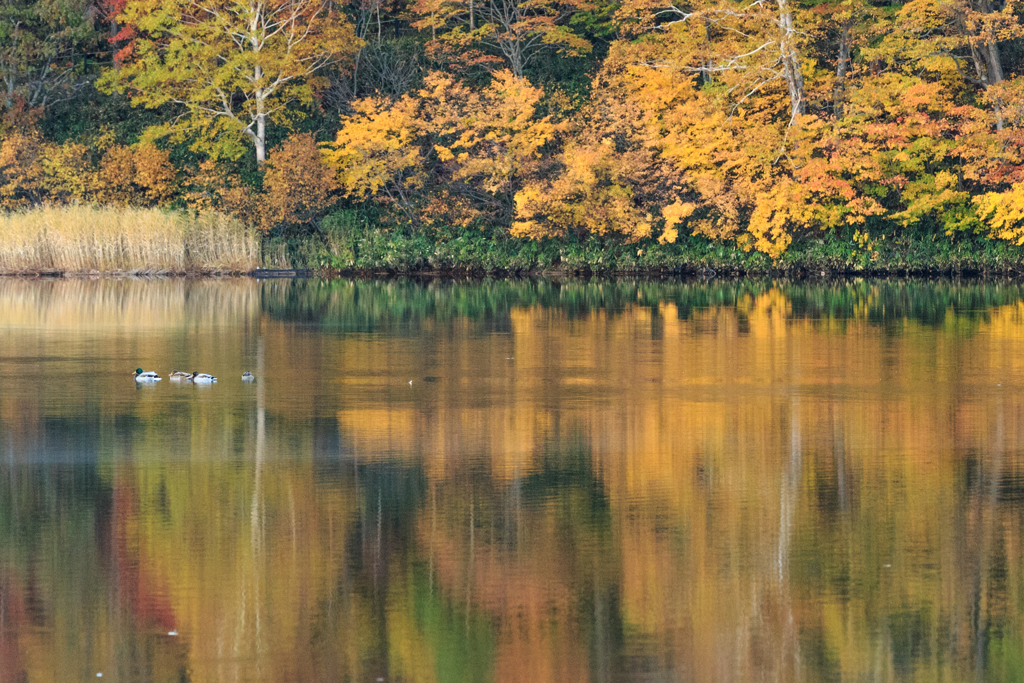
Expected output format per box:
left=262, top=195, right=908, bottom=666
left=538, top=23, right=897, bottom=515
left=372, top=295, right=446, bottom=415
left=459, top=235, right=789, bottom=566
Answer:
left=5, top=212, right=1024, bottom=279
left=4, top=263, right=1024, bottom=280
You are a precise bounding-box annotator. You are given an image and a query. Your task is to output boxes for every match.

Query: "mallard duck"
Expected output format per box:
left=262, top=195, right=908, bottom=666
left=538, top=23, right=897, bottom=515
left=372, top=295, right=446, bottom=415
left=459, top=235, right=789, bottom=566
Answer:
left=192, top=372, right=217, bottom=384
left=242, top=371, right=255, bottom=382
left=169, top=370, right=193, bottom=381
left=134, top=368, right=162, bottom=382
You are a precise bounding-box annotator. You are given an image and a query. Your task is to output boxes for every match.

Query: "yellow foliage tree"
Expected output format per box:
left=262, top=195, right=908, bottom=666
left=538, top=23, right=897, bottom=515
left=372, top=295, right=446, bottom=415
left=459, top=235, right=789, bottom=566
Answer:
left=411, top=0, right=592, bottom=77
left=322, top=95, right=426, bottom=223
left=974, top=183, right=1024, bottom=245
left=99, top=0, right=360, bottom=163
left=428, top=70, right=562, bottom=223
left=324, top=70, right=559, bottom=227
left=41, top=141, right=97, bottom=203
left=512, top=139, right=655, bottom=241
left=183, top=160, right=260, bottom=227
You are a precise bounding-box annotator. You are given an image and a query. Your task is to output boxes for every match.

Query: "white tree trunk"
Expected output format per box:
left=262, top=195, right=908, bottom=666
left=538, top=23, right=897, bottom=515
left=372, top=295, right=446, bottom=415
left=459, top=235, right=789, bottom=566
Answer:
left=776, top=0, right=804, bottom=122
left=256, top=113, right=267, bottom=164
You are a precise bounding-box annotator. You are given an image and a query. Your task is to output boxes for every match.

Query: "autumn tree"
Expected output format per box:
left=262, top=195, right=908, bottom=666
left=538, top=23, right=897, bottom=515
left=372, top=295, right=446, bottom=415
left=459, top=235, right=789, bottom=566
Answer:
left=512, top=63, right=678, bottom=241
left=616, top=0, right=808, bottom=122
left=261, top=133, right=338, bottom=231
left=98, top=0, right=360, bottom=163
left=324, top=70, right=560, bottom=226
left=860, top=0, right=1024, bottom=129
left=97, top=143, right=176, bottom=206
left=412, top=0, right=592, bottom=76
left=425, top=70, right=561, bottom=223
left=42, top=140, right=97, bottom=202
left=183, top=160, right=260, bottom=225
left=323, top=94, right=426, bottom=222
left=0, top=127, right=46, bottom=208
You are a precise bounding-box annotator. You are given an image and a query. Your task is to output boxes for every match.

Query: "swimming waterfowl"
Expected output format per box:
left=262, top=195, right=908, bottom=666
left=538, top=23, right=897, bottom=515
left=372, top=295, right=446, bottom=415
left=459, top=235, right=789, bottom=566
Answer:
left=169, top=370, right=193, bottom=381
left=134, top=368, right=162, bottom=382
left=192, top=372, right=217, bottom=384
left=242, top=371, right=254, bottom=382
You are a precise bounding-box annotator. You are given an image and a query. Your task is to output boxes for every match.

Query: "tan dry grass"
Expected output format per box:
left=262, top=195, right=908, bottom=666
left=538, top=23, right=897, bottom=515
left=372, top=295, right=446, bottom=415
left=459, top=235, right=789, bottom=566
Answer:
left=0, top=204, right=259, bottom=274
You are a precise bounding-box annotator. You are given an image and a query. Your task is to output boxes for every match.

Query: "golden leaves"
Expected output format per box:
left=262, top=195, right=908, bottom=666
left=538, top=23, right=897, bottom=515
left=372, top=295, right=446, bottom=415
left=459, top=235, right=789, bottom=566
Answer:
left=0, top=127, right=175, bottom=211
left=975, top=183, right=1024, bottom=245
left=325, top=70, right=562, bottom=226
left=97, top=144, right=175, bottom=207
left=0, top=129, right=47, bottom=210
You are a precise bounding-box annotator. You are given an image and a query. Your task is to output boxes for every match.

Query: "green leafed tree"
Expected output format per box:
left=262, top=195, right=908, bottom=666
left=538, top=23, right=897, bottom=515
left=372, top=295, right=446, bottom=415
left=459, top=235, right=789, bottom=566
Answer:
left=97, top=0, right=360, bottom=163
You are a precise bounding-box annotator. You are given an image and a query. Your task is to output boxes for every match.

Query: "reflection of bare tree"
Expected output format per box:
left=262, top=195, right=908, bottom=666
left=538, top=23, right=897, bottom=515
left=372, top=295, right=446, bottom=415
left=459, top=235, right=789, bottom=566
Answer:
left=973, top=394, right=1003, bottom=681
left=743, top=392, right=803, bottom=681
left=237, top=336, right=267, bottom=678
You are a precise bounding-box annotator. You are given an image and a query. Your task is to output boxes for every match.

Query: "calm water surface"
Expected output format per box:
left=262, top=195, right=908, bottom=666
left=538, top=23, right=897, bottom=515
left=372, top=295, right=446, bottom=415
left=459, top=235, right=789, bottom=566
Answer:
left=1, top=277, right=1024, bottom=682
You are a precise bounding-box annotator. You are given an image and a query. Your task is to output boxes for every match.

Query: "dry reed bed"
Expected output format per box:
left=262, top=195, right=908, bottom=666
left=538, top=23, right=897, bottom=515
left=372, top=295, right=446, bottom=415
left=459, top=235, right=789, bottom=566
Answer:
left=0, top=205, right=259, bottom=274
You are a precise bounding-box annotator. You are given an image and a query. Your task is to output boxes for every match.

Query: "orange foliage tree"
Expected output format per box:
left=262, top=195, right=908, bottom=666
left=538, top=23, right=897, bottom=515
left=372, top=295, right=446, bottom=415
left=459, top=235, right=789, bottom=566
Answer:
left=262, top=133, right=339, bottom=231
left=0, top=129, right=47, bottom=209
left=97, top=144, right=176, bottom=207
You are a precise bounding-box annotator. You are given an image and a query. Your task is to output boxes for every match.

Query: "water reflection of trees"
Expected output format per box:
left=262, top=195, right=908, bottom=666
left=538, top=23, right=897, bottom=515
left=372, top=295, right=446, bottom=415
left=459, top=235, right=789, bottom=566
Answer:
left=3, top=414, right=1024, bottom=680
left=263, top=278, right=1024, bottom=332
left=2, top=279, right=1024, bottom=680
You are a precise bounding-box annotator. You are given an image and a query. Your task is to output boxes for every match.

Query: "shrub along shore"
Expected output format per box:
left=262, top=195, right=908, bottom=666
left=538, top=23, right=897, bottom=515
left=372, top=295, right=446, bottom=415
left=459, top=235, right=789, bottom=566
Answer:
left=2, top=205, right=1023, bottom=279
left=292, top=227, right=1024, bottom=278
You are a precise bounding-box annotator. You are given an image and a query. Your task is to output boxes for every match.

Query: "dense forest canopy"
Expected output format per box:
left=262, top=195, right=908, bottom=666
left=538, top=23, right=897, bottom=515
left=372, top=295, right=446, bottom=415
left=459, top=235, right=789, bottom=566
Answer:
left=2, top=0, right=1024, bottom=257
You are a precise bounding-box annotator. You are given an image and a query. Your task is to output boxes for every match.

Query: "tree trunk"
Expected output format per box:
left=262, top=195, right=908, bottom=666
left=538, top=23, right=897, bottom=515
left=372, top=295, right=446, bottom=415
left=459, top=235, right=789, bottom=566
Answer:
left=833, top=21, right=852, bottom=118
left=702, top=18, right=713, bottom=85
left=776, top=0, right=804, bottom=122
left=253, top=60, right=267, bottom=165
left=255, top=113, right=266, bottom=164
left=976, top=0, right=1005, bottom=130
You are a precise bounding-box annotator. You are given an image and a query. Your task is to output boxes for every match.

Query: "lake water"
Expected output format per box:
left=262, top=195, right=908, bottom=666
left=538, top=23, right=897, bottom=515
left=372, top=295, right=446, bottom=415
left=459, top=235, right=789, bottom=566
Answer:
left=1, top=277, right=1024, bottom=682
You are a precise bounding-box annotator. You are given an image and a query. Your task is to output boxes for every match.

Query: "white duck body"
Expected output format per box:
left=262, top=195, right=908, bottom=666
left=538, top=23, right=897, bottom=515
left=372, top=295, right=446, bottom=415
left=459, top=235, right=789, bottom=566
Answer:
left=134, top=369, right=162, bottom=383
left=192, top=372, right=217, bottom=384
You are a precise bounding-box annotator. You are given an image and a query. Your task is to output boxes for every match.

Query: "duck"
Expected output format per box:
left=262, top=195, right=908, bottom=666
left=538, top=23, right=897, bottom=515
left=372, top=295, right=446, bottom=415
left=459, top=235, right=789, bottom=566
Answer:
left=242, top=371, right=254, bottom=382
left=169, top=370, right=193, bottom=381
left=192, top=372, right=217, bottom=384
left=134, top=368, right=162, bottom=382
